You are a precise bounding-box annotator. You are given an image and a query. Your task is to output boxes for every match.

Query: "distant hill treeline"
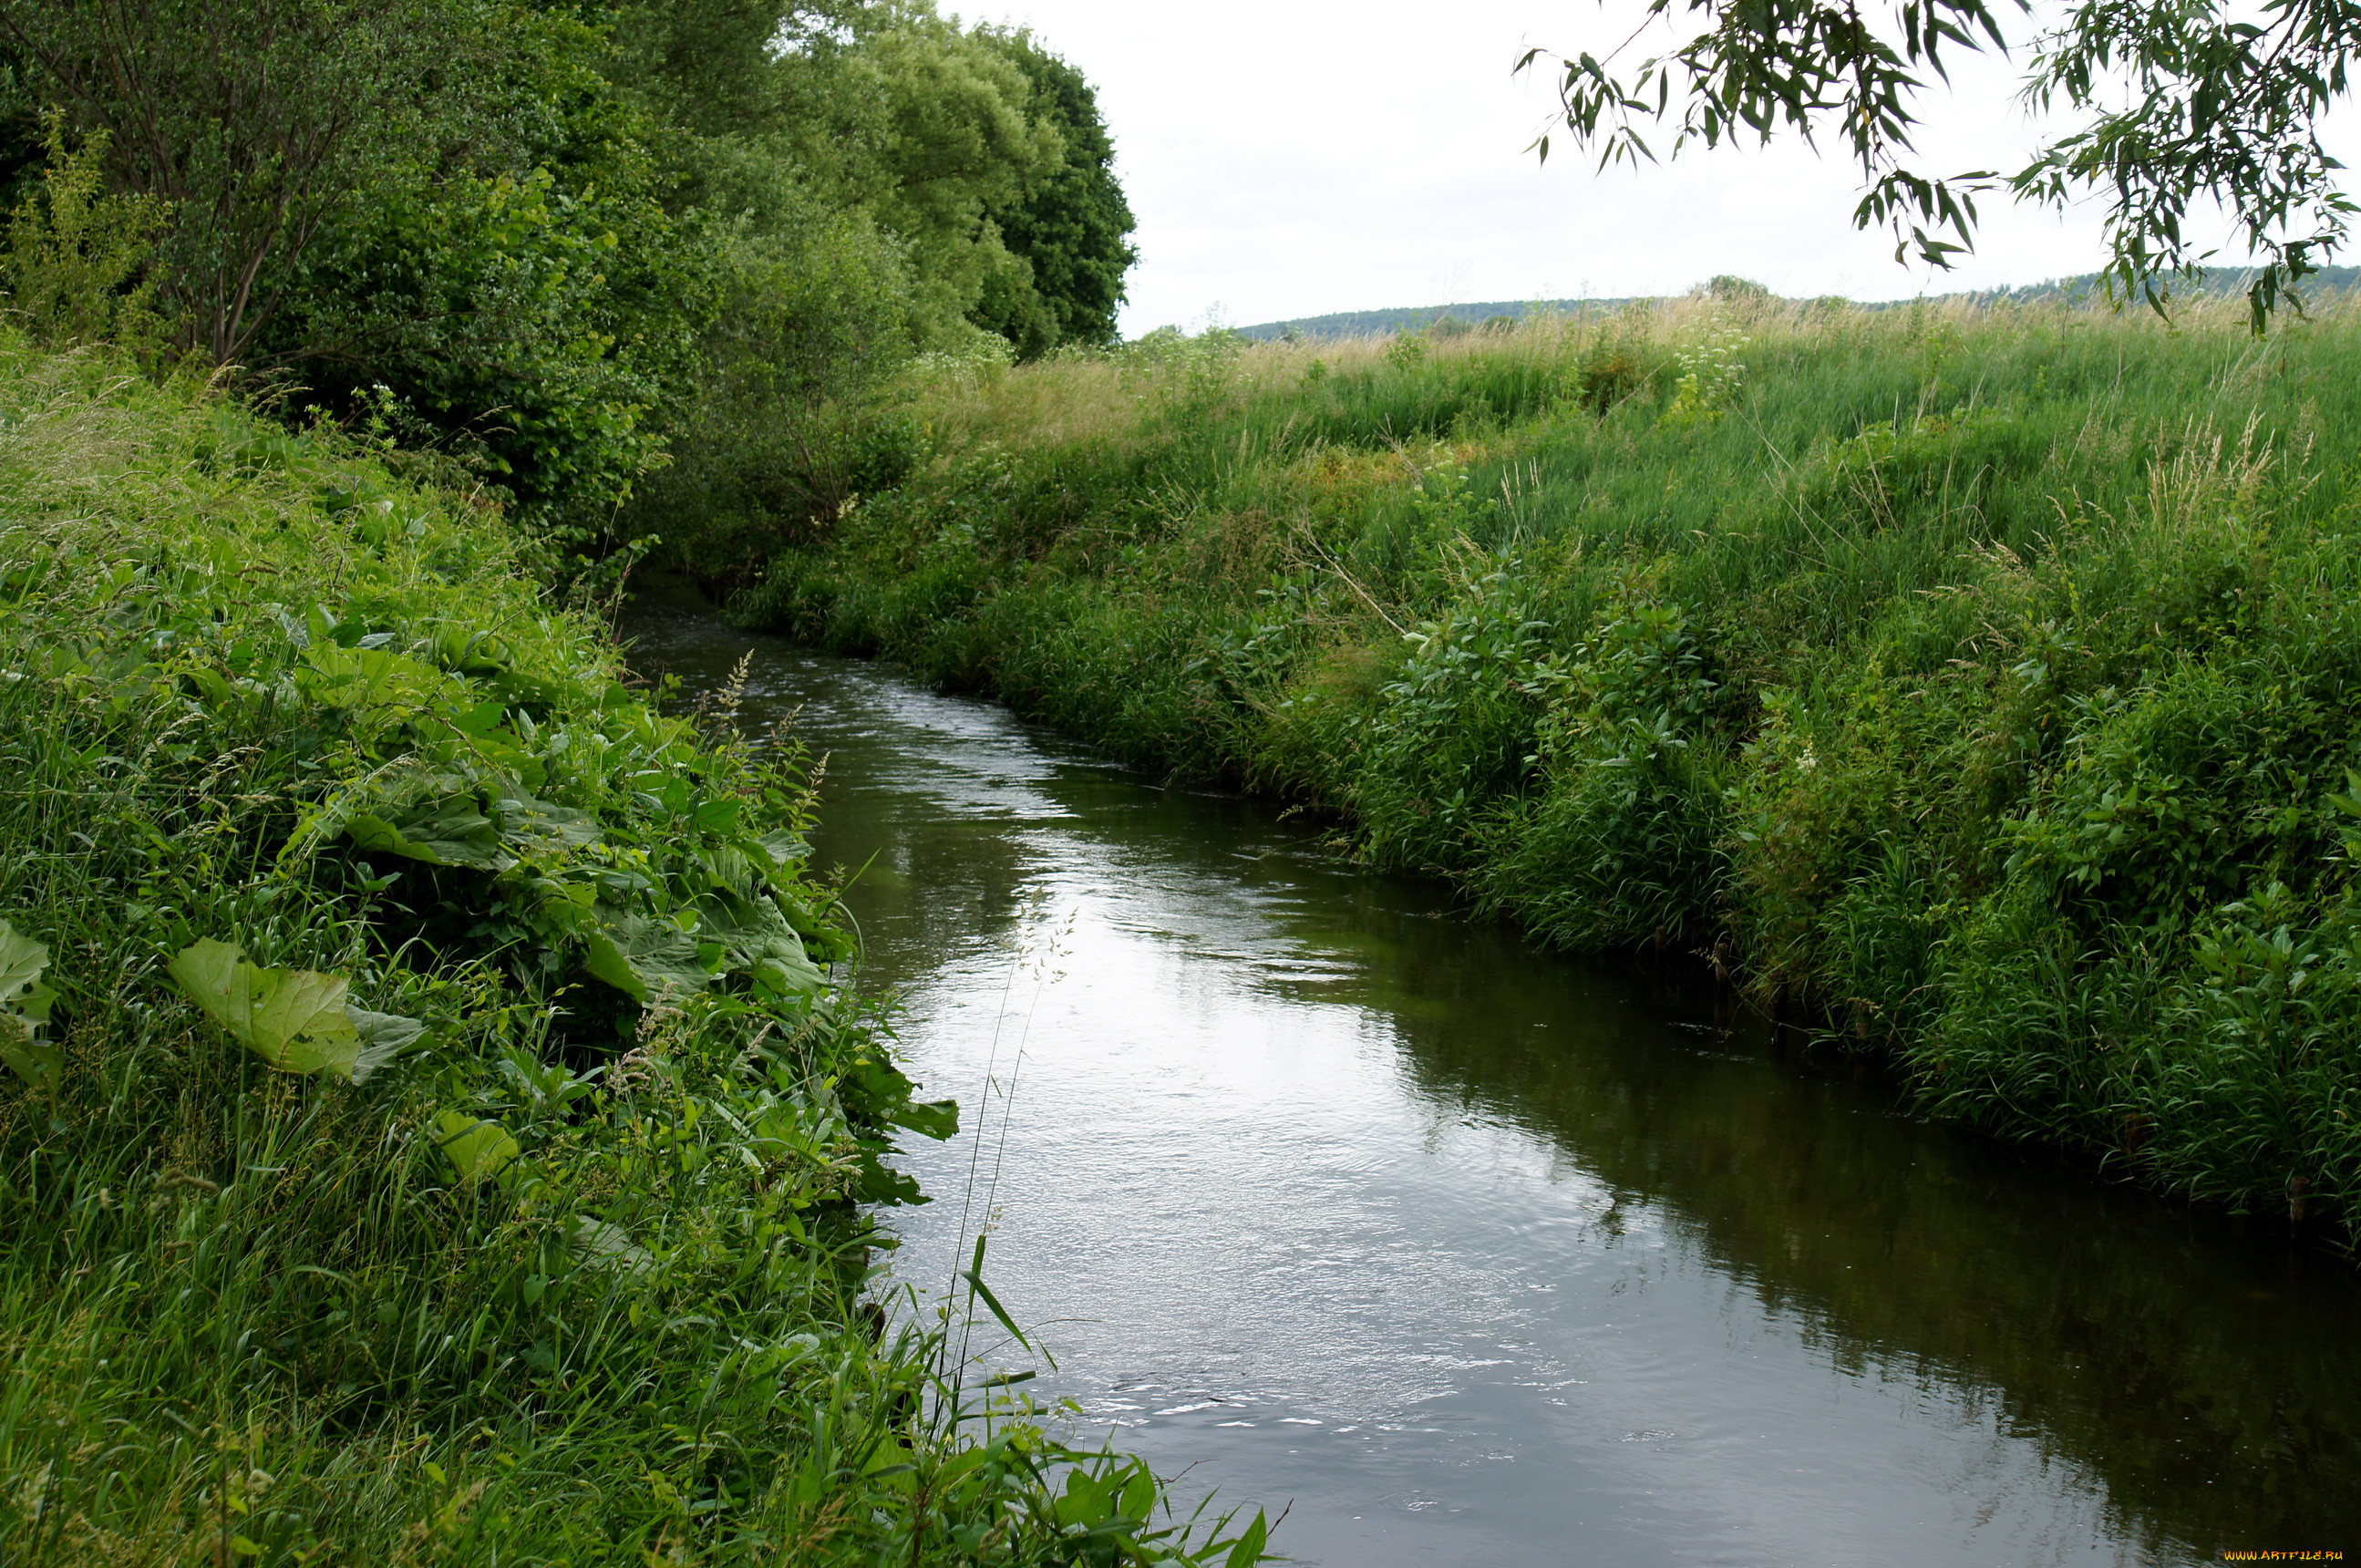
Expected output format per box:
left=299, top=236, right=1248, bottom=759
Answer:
left=1234, top=265, right=2361, bottom=341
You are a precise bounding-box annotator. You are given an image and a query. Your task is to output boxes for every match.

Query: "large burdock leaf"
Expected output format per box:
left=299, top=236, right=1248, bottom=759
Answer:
left=300, top=643, right=447, bottom=715
left=170, top=940, right=359, bottom=1076
left=490, top=791, right=602, bottom=856
left=168, top=941, right=422, bottom=1083
left=583, top=911, right=711, bottom=1003
left=0, top=920, right=59, bottom=1091
left=434, top=1109, right=519, bottom=1183
left=692, top=892, right=826, bottom=995
left=0, top=922, right=50, bottom=1009
left=347, top=1006, right=428, bottom=1086
left=345, top=797, right=510, bottom=871
left=566, top=1215, right=653, bottom=1274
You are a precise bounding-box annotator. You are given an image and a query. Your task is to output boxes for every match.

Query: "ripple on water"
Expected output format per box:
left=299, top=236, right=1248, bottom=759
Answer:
left=625, top=601, right=2361, bottom=1568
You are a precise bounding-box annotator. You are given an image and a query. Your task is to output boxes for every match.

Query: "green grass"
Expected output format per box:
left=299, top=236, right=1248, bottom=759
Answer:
left=735, top=294, right=2361, bottom=1234
left=0, top=338, right=1267, bottom=1565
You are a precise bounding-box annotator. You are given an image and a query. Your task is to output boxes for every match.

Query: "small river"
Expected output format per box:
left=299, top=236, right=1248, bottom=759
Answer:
left=628, top=595, right=2361, bottom=1566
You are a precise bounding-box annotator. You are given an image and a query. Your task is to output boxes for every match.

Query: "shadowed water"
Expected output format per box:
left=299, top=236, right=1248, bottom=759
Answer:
left=629, top=593, right=2361, bottom=1567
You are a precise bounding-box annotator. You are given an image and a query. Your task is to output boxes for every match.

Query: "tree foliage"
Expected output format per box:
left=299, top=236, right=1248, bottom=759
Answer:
left=0, top=0, right=472, bottom=362
left=0, top=0, right=1138, bottom=540
left=1522, top=0, right=2361, bottom=324
left=973, top=29, right=1139, bottom=356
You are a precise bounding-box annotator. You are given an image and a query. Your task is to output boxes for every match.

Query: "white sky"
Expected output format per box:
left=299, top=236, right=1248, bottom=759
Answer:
left=966, top=0, right=2358, bottom=335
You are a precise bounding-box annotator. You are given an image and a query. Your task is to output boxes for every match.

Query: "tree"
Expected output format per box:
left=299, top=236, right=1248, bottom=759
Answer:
left=1521, top=0, right=2361, bottom=324
left=973, top=29, right=1137, bottom=354
left=0, top=0, right=470, bottom=362
left=258, top=8, right=715, bottom=530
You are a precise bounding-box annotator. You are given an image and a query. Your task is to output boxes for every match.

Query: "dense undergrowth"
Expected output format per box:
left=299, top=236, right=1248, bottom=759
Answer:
left=739, top=296, right=2361, bottom=1235
left=0, top=336, right=1265, bottom=1565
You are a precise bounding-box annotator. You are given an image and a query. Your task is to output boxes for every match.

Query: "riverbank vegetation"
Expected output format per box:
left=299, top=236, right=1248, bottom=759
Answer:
left=0, top=0, right=1137, bottom=565
left=737, top=293, right=2361, bottom=1235
left=0, top=339, right=1270, bottom=1562
left=0, top=3, right=1283, bottom=1561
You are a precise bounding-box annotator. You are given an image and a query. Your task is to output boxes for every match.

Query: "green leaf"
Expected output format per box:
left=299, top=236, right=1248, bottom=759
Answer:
left=448, top=698, right=507, bottom=737
left=433, top=1109, right=519, bottom=1183
left=753, top=830, right=808, bottom=871
left=345, top=1006, right=427, bottom=1084
left=168, top=939, right=362, bottom=1078
left=566, top=1215, right=654, bottom=1274
left=583, top=911, right=710, bottom=1002
left=691, top=797, right=742, bottom=833
left=0, top=1035, right=63, bottom=1094
left=693, top=892, right=826, bottom=992
left=894, top=1097, right=960, bottom=1140
left=491, top=791, right=602, bottom=855
left=1224, top=1512, right=1269, bottom=1568
left=0, top=922, right=59, bottom=1091
left=0, top=921, right=50, bottom=1011
left=300, top=643, right=446, bottom=712
left=963, top=1266, right=1033, bottom=1355
left=345, top=798, right=510, bottom=871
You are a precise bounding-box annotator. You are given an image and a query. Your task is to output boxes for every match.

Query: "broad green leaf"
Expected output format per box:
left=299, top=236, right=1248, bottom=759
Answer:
left=168, top=939, right=362, bottom=1078
left=753, top=830, right=808, bottom=871
left=345, top=798, right=510, bottom=871
left=0, top=919, right=57, bottom=1091
left=346, top=1006, right=427, bottom=1085
left=434, top=1109, right=519, bottom=1183
left=300, top=644, right=446, bottom=713
left=893, top=1097, right=960, bottom=1140
left=583, top=911, right=710, bottom=1002
left=0, top=1036, right=62, bottom=1093
left=490, top=791, right=602, bottom=855
left=0, top=921, right=50, bottom=1009
left=692, top=892, right=825, bottom=992
left=429, top=626, right=511, bottom=676
left=448, top=698, right=507, bottom=737
left=691, top=797, right=742, bottom=833
left=565, top=1215, right=653, bottom=1274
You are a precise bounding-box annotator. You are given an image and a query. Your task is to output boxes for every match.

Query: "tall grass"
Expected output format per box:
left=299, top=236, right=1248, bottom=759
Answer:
left=0, top=337, right=1267, bottom=1565
left=740, top=292, right=2361, bottom=1233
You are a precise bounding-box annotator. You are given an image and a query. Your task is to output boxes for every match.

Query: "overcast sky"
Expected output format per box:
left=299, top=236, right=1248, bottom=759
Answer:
left=969, top=0, right=2352, bottom=335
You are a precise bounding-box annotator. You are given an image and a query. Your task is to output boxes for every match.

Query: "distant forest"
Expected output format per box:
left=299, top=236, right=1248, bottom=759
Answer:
left=1235, top=264, right=2361, bottom=340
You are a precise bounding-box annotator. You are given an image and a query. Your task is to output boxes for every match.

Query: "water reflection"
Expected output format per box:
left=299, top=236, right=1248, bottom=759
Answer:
left=628, top=594, right=2361, bottom=1567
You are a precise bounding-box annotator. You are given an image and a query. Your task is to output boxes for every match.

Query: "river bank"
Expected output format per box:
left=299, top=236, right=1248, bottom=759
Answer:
left=731, top=296, right=2361, bottom=1235
left=0, top=338, right=1254, bottom=1564
left=627, top=600, right=2361, bottom=1565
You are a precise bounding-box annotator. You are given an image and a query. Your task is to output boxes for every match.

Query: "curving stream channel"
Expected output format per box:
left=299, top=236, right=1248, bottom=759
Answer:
left=628, top=594, right=2361, bottom=1566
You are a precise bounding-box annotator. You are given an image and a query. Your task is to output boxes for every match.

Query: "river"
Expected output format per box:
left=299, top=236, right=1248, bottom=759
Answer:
left=627, top=594, right=2361, bottom=1566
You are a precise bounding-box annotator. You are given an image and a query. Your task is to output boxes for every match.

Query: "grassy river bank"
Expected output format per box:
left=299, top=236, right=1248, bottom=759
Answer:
left=737, top=294, right=2361, bottom=1238
left=0, top=337, right=1263, bottom=1565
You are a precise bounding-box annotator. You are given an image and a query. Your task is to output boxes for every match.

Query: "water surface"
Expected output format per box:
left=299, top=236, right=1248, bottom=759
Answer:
left=631, top=597, right=2361, bottom=1566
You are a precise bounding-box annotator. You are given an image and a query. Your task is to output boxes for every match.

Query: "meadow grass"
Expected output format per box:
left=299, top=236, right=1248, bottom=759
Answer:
left=0, top=337, right=1264, bottom=1565
left=741, top=292, right=2361, bottom=1233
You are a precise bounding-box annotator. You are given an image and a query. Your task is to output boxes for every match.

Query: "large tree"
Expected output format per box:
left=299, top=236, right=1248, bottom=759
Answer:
left=1523, top=0, right=2361, bottom=321
left=972, top=28, right=1137, bottom=355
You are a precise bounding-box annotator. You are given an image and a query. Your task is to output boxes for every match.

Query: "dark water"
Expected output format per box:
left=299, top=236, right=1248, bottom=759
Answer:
left=628, top=595, right=2361, bottom=1567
